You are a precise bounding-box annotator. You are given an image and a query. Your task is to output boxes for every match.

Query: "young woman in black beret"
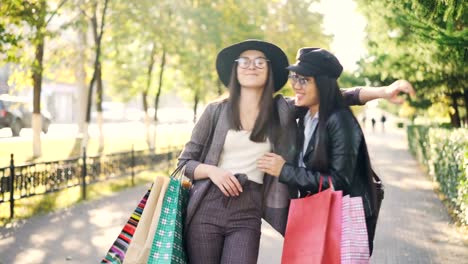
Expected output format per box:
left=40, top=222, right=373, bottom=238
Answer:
left=257, top=48, right=387, bottom=257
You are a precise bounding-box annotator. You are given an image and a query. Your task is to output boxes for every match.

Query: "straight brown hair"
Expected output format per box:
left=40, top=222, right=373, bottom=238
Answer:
left=226, top=62, right=279, bottom=143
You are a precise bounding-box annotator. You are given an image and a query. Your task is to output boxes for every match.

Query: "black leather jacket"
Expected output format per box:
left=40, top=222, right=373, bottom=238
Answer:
left=279, top=109, right=376, bottom=218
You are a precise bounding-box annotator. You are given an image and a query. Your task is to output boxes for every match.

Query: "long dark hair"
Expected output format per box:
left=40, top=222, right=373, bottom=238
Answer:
left=310, top=76, right=347, bottom=171
left=311, top=76, right=377, bottom=211
left=226, top=62, right=280, bottom=144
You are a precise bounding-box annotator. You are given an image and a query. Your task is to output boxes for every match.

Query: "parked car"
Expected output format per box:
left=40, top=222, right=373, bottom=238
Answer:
left=0, top=94, right=52, bottom=136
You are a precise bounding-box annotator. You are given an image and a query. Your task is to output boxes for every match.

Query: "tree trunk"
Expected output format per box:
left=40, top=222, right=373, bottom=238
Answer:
left=449, top=93, right=461, bottom=128
left=32, top=40, right=44, bottom=156
left=86, top=0, right=109, bottom=153
left=142, top=91, right=151, bottom=148
left=463, top=88, right=468, bottom=126
left=144, top=43, right=156, bottom=149
left=76, top=12, right=88, bottom=153
left=152, top=48, right=166, bottom=151
left=96, top=62, right=104, bottom=152
left=193, top=92, right=199, bottom=124
left=154, top=48, right=166, bottom=123
left=32, top=1, right=46, bottom=158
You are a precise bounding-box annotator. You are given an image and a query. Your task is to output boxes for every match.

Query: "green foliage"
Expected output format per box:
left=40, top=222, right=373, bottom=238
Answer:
left=407, top=125, right=431, bottom=167
left=104, top=0, right=296, bottom=106
left=338, top=71, right=366, bottom=89
left=355, top=0, right=467, bottom=126
left=2, top=0, right=332, bottom=118
left=428, top=128, right=468, bottom=225
left=407, top=125, right=468, bottom=225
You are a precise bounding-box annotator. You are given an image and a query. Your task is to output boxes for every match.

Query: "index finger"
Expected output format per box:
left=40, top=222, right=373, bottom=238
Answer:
left=229, top=175, right=243, bottom=193
left=400, top=80, right=416, bottom=97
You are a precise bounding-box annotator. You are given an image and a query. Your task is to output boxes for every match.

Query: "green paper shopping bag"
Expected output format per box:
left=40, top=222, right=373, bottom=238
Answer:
left=147, top=164, right=190, bottom=264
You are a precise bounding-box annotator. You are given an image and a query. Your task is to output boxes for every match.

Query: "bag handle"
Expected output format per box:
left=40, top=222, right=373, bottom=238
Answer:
left=170, top=160, right=188, bottom=179
left=304, top=176, right=334, bottom=197
left=318, top=175, right=334, bottom=193
left=170, top=160, right=193, bottom=189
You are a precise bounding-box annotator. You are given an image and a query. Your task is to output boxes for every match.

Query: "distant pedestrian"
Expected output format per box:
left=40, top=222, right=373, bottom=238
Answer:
left=381, top=114, right=387, bottom=132
left=362, top=115, right=367, bottom=128
left=371, top=117, right=376, bottom=132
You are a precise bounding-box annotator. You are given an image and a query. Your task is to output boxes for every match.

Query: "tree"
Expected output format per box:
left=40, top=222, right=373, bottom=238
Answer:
left=356, top=0, right=467, bottom=127
left=0, top=0, right=67, bottom=157
left=105, top=0, right=176, bottom=149
left=83, top=0, right=109, bottom=151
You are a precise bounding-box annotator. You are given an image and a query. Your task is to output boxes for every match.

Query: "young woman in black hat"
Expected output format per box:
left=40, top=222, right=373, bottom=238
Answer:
left=178, top=40, right=412, bottom=263
left=257, top=48, right=384, bottom=257
left=178, top=40, right=296, bottom=264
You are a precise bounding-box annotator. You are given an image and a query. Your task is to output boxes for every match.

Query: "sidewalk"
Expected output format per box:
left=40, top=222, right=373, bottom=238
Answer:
left=364, top=119, right=468, bottom=263
left=1, top=122, right=467, bottom=263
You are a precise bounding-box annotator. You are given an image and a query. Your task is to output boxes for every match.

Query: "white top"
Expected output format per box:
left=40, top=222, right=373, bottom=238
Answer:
left=218, top=129, right=271, bottom=184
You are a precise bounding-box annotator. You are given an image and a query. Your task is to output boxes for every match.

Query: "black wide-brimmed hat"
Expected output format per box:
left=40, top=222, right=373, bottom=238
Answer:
left=286, top=48, right=343, bottom=78
left=216, top=39, right=289, bottom=91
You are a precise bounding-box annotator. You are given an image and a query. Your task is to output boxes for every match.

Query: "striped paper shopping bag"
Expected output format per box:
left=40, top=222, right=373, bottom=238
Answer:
left=341, top=195, right=370, bottom=264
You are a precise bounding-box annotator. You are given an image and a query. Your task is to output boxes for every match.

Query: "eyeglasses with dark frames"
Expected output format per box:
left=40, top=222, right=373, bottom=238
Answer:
left=235, top=57, right=270, bottom=69
left=288, top=74, right=309, bottom=86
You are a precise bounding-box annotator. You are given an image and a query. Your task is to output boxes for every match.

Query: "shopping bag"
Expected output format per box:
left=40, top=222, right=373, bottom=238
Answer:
left=341, top=195, right=370, bottom=264
left=323, top=188, right=342, bottom=264
left=147, top=165, right=190, bottom=264
left=282, top=177, right=342, bottom=264
left=123, top=175, right=171, bottom=264
left=101, top=188, right=151, bottom=264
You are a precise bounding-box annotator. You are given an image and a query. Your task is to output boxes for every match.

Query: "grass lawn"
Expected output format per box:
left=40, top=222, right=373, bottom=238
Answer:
left=0, top=125, right=191, bottom=226
left=0, top=128, right=190, bottom=167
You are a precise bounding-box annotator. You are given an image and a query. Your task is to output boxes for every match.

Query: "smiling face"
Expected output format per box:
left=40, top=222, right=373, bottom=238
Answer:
left=290, top=73, right=319, bottom=110
left=236, top=50, right=269, bottom=90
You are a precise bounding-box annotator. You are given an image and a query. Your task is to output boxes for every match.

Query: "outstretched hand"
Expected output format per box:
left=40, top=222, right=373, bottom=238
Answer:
left=384, top=79, right=416, bottom=104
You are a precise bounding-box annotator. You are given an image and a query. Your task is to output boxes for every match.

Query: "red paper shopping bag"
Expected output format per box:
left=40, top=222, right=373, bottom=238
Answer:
left=282, top=177, right=342, bottom=264
left=323, top=188, right=342, bottom=264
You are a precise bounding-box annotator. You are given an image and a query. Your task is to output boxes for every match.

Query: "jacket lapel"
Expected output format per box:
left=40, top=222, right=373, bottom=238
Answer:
left=302, top=123, right=319, bottom=165
left=204, top=102, right=230, bottom=165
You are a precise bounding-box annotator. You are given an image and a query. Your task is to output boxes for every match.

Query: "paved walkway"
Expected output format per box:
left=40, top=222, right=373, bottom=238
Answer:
left=1, top=121, right=467, bottom=263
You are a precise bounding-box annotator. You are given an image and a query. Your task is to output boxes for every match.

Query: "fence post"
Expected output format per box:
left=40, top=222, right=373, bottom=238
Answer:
left=131, top=144, right=135, bottom=186
left=9, top=154, right=15, bottom=219
left=82, top=147, right=87, bottom=200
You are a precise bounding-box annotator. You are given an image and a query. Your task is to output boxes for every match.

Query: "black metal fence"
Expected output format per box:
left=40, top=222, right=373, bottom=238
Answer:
left=0, top=146, right=182, bottom=219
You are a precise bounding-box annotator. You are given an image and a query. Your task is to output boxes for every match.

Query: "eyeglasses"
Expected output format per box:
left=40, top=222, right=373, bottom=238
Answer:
left=288, top=74, right=309, bottom=87
left=235, top=57, right=270, bottom=69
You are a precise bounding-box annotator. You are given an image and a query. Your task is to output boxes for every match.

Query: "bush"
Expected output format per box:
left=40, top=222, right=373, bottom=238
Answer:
left=407, top=125, right=431, bottom=168
left=407, top=125, right=468, bottom=225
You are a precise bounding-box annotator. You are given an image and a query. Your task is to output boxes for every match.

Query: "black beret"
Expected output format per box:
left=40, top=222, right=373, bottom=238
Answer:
left=286, top=48, right=343, bottom=78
